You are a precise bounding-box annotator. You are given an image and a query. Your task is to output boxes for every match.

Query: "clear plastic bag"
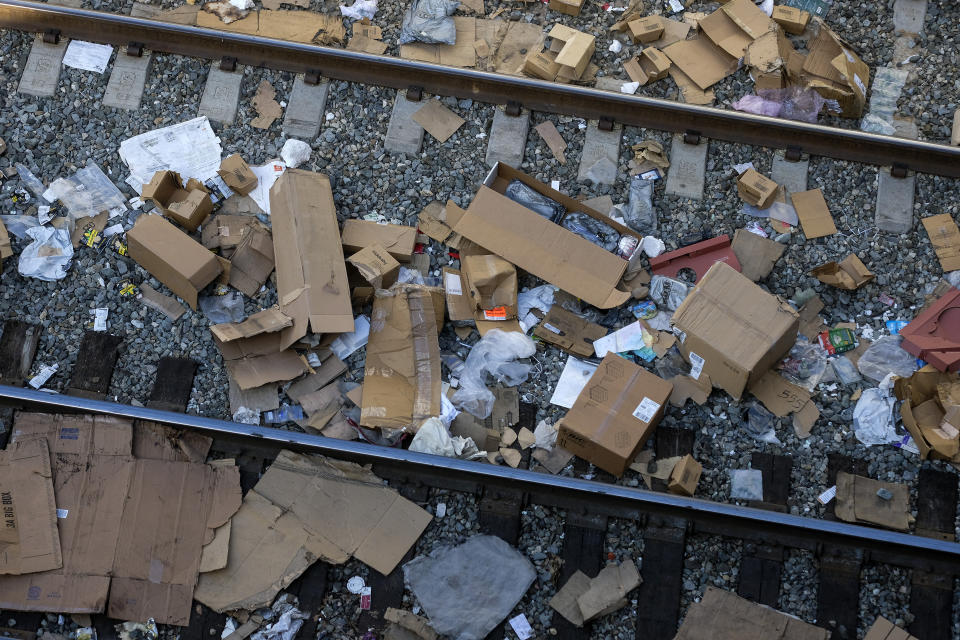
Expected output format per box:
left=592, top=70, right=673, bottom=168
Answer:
left=649, top=275, right=690, bottom=311
left=504, top=179, right=565, bottom=222
left=561, top=213, right=620, bottom=253
left=397, top=0, right=459, bottom=45
left=831, top=356, right=862, bottom=385
left=199, top=291, right=246, bottom=324
left=732, top=87, right=838, bottom=124
left=18, top=226, right=73, bottom=281
left=15, top=163, right=49, bottom=201
left=0, top=214, right=41, bottom=239
left=857, top=335, right=918, bottom=382
left=853, top=387, right=898, bottom=445
left=743, top=402, right=782, bottom=445
left=517, top=284, right=556, bottom=331
left=44, top=161, right=126, bottom=222
left=778, top=339, right=828, bottom=392
left=730, top=468, right=763, bottom=500
left=340, top=0, right=376, bottom=19
left=622, top=176, right=656, bottom=234
left=452, top=329, right=536, bottom=419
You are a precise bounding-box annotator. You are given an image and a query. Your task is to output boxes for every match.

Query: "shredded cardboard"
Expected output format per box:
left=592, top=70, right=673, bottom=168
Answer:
left=251, top=80, right=283, bottom=129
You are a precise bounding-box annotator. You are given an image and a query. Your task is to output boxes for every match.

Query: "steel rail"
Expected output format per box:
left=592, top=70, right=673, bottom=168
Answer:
left=2, top=383, right=959, bottom=572
left=2, top=0, right=960, bottom=177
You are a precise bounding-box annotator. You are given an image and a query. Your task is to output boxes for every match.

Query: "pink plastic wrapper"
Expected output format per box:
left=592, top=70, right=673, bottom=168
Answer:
left=732, top=87, right=839, bottom=124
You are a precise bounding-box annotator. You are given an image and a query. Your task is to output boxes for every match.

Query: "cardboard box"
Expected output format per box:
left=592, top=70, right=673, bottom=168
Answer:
left=194, top=450, right=432, bottom=612
left=772, top=5, right=809, bottom=35
left=894, top=366, right=960, bottom=460
left=462, top=254, right=521, bottom=334
left=228, top=226, right=275, bottom=297
left=0, top=438, right=61, bottom=575
left=141, top=170, right=213, bottom=232
left=127, top=214, right=223, bottom=310
left=271, top=170, right=354, bottom=349
left=347, top=243, right=400, bottom=289
left=675, top=587, right=830, bottom=639
left=548, top=24, right=595, bottom=79
left=534, top=304, right=608, bottom=357
left=736, top=169, right=779, bottom=209
left=523, top=50, right=562, bottom=81
left=802, top=22, right=870, bottom=118
left=341, top=220, right=417, bottom=263
left=662, top=37, right=737, bottom=90
left=442, top=267, right=475, bottom=323
left=451, top=163, right=634, bottom=309
left=810, top=254, right=874, bottom=290
left=667, top=454, right=701, bottom=496
left=548, top=0, right=585, bottom=17
left=217, top=154, right=258, bottom=196
left=700, top=0, right=773, bottom=59
left=624, top=47, right=671, bottom=85
left=557, top=353, right=673, bottom=477
left=360, top=284, right=443, bottom=430
left=671, top=262, right=799, bottom=399
left=628, top=16, right=664, bottom=44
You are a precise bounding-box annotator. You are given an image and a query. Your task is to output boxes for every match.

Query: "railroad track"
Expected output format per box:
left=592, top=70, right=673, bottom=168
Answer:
left=1, top=322, right=960, bottom=639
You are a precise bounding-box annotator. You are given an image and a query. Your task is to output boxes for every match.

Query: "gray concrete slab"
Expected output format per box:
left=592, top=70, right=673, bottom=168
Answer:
left=893, top=0, right=927, bottom=34
left=103, top=52, right=152, bottom=110
left=664, top=133, right=707, bottom=200
left=18, top=36, right=67, bottom=98
left=485, top=108, right=529, bottom=169
left=577, top=121, right=621, bottom=185
left=875, top=168, right=915, bottom=234
left=282, top=75, right=329, bottom=140
left=384, top=91, right=424, bottom=155
left=198, top=65, right=243, bottom=125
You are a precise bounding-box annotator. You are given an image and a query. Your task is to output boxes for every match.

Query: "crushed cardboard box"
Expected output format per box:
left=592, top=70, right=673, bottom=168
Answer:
left=194, top=450, right=431, bottom=612
left=0, top=438, right=61, bottom=576
left=461, top=254, right=522, bottom=334
left=142, top=170, right=213, bottom=232
left=202, top=214, right=259, bottom=252
left=731, top=229, right=785, bottom=282
left=736, top=169, right=780, bottom=209
left=347, top=243, right=400, bottom=290
left=700, top=0, right=774, bottom=60
left=893, top=366, right=960, bottom=460
left=749, top=370, right=819, bottom=436
left=810, top=254, right=874, bottom=290
left=624, top=47, right=671, bottom=85
left=533, top=304, right=607, bottom=358
left=218, top=154, right=258, bottom=195
left=229, top=226, right=275, bottom=297
left=667, top=453, right=701, bottom=496
left=342, top=220, right=417, bottom=263
left=549, top=561, right=640, bottom=627
left=674, top=587, right=830, bottom=639
left=802, top=20, right=870, bottom=118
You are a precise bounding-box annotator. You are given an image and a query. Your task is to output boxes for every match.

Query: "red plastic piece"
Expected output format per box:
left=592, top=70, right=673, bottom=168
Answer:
left=900, top=288, right=960, bottom=372
left=648, top=235, right=741, bottom=282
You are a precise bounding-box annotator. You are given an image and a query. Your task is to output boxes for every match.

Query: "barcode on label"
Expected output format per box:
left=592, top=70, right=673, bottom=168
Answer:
left=56, top=509, right=69, bottom=519
left=688, top=352, right=705, bottom=380
left=444, top=272, right=463, bottom=296
left=632, top=397, right=661, bottom=424
left=818, top=485, right=837, bottom=504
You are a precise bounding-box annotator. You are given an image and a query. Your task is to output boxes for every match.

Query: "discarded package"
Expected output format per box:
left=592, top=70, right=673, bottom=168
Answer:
left=409, top=417, right=483, bottom=459
left=628, top=16, right=664, bottom=43
left=674, top=587, right=830, bottom=639
left=810, top=254, right=874, bottom=290
left=550, top=561, right=641, bottom=627
left=622, top=176, right=656, bottom=234
left=802, top=21, right=870, bottom=118
left=668, top=454, right=701, bottom=496
left=461, top=254, right=521, bottom=333
left=893, top=366, right=960, bottom=460
left=218, top=155, right=259, bottom=196
left=857, top=335, right=918, bottom=382
left=44, top=161, right=127, bottom=222
left=452, top=329, right=536, bottom=419
left=18, top=226, right=73, bottom=281
left=736, top=169, right=780, bottom=209
left=402, top=535, right=535, bottom=640
left=141, top=170, right=214, bottom=232
left=398, top=0, right=459, bottom=45
left=818, top=327, right=856, bottom=355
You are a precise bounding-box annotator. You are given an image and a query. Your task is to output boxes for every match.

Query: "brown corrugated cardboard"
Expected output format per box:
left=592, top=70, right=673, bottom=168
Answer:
left=360, top=285, right=442, bottom=431
left=894, top=367, right=960, bottom=461
left=217, top=154, right=258, bottom=196
left=417, top=201, right=456, bottom=244
left=922, top=214, right=960, bottom=272
left=534, top=305, right=607, bottom=357
left=347, top=243, right=400, bottom=289
left=750, top=370, right=819, bottom=435
left=452, top=163, right=633, bottom=309
left=550, top=562, right=640, bottom=627
left=225, top=351, right=309, bottom=390
left=863, top=616, right=918, bottom=640
left=214, top=331, right=284, bottom=361
left=700, top=0, right=773, bottom=59
left=228, top=226, right=274, bottom=297
left=624, top=47, right=671, bottom=85
left=286, top=355, right=347, bottom=404
left=548, top=0, right=584, bottom=16
left=194, top=450, right=432, bottom=612
left=127, top=214, right=223, bottom=311
left=662, top=37, right=736, bottom=90
left=201, top=215, right=258, bottom=251
left=736, top=169, right=780, bottom=209
left=341, top=220, right=417, bottom=263
left=810, top=254, right=874, bottom=290
left=772, top=5, right=809, bottom=34
left=412, top=101, right=466, bottom=143
left=548, top=24, right=595, bottom=79
left=0, top=438, right=61, bottom=575
left=0, top=217, right=11, bottom=263
left=731, top=229, right=785, bottom=281
left=793, top=188, right=837, bottom=238
left=141, top=170, right=213, bottom=232
left=667, top=454, right=701, bottom=496
left=671, top=262, right=799, bottom=400
left=442, top=267, right=475, bottom=322
left=271, top=169, right=354, bottom=348
left=461, top=254, right=521, bottom=334
left=557, top=353, right=673, bottom=477
left=628, top=16, right=664, bottom=43
left=210, top=307, right=292, bottom=343
left=132, top=421, right=212, bottom=463
left=674, top=587, right=830, bottom=639
left=835, top=472, right=910, bottom=531
left=802, top=21, right=870, bottom=118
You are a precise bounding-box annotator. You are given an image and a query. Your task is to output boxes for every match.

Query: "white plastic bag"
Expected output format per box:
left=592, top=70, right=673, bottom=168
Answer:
left=280, top=139, right=312, bottom=169
left=409, top=417, right=484, bottom=459
left=452, top=330, right=536, bottom=418
left=853, top=387, right=898, bottom=445
left=340, top=0, right=377, bottom=19
left=857, top=335, right=918, bottom=382
left=18, top=227, right=73, bottom=281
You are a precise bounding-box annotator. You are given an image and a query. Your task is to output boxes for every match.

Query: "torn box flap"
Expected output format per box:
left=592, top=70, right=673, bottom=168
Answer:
left=210, top=307, right=292, bottom=343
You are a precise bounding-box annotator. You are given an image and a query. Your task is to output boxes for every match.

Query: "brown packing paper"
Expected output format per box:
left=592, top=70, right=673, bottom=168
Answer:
left=194, top=451, right=432, bottom=612
left=922, top=214, right=960, bottom=272
left=792, top=188, right=837, bottom=239
left=0, top=438, right=61, bottom=575
left=412, top=100, right=466, bottom=143
left=731, top=229, right=785, bottom=281
left=533, top=305, right=607, bottom=358
left=360, top=285, right=442, bottom=431
left=835, top=472, right=911, bottom=531
left=810, top=254, right=874, bottom=290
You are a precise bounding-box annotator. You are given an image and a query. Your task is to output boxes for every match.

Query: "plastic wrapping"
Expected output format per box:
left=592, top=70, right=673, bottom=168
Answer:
left=649, top=275, right=690, bottom=311
left=15, top=163, right=49, bottom=201
left=397, top=0, right=459, bottom=45
left=853, top=388, right=898, bottom=445
left=340, top=0, right=377, bottom=19
left=18, top=227, right=73, bottom=281
left=409, top=417, right=484, bottom=459
left=857, top=335, right=919, bottom=382
left=831, top=357, right=862, bottom=385
left=280, top=139, right=311, bottom=169
left=730, top=469, right=763, bottom=500
left=743, top=402, right=782, bottom=445
left=199, top=291, right=246, bottom=324
left=860, top=113, right=896, bottom=135
left=732, top=87, right=838, bottom=124
left=452, top=329, right=536, bottom=419
left=0, top=214, right=41, bottom=239
left=622, top=176, right=656, bottom=234
left=504, top=179, right=565, bottom=222
left=617, top=235, right=639, bottom=260
left=517, top=284, right=556, bottom=331
left=44, top=161, right=126, bottom=221
left=778, top=339, right=828, bottom=392
left=655, top=346, right=690, bottom=380
left=561, top=213, right=620, bottom=253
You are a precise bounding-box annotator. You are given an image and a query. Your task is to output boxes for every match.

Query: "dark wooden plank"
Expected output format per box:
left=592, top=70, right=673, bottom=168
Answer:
left=479, top=487, right=523, bottom=545
left=0, top=320, right=40, bottom=385
left=749, top=453, right=792, bottom=512
left=552, top=512, right=607, bottom=640
left=0, top=612, right=43, bottom=633
left=147, top=357, right=197, bottom=412
left=291, top=561, right=330, bottom=640
left=738, top=543, right=782, bottom=606
left=915, top=467, right=958, bottom=540
left=909, top=571, right=953, bottom=640
left=0, top=407, right=14, bottom=449
left=182, top=602, right=226, bottom=640
left=656, top=426, right=696, bottom=459
left=635, top=523, right=686, bottom=640
left=92, top=615, right=119, bottom=640
left=816, top=548, right=861, bottom=640
left=67, top=331, right=122, bottom=398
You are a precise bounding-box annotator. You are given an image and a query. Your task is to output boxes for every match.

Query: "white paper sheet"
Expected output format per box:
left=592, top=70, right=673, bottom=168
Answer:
left=119, top=117, right=223, bottom=193
left=248, top=160, right=286, bottom=215
left=549, top=356, right=598, bottom=409
left=62, top=41, right=113, bottom=74
left=593, top=321, right=648, bottom=358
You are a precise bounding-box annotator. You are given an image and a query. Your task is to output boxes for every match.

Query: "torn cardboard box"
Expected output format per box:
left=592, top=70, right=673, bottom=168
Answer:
left=557, top=353, right=673, bottom=477
left=736, top=169, right=780, bottom=209
left=360, top=284, right=443, bottom=431
left=662, top=37, right=737, bottom=91
left=749, top=370, right=819, bottom=436
left=142, top=170, right=213, bottom=232
left=772, top=6, right=809, bottom=35
left=194, top=450, right=432, bottom=612
left=700, top=0, right=774, bottom=60
left=810, top=254, right=874, bottom=290
left=218, top=154, right=258, bottom=196
left=229, top=226, right=274, bottom=297
left=671, top=262, right=799, bottom=400
left=667, top=453, right=701, bottom=496
left=417, top=201, right=457, bottom=245
left=835, top=471, right=911, bottom=531
left=674, top=587, right=830, bottom=639
left=534, top=304, right=607, bottom=358
left=224, top=350, right=308, bottom=390
left=0, top=438, right=61, bottom=575
left=550, top=561, right=640, bottom=627
left=210, top=307, right=291, bottom=343
left=452, top=163, right=634, bottom=309
left=127, top=214, right=223, bottom=310
left=624, top=47, right=671, bottom=85
left=201, top=214, right=258, bottom=252
left=271, top=169, right=354, bottom=349
left=347, top=243, right=400, bottom=290
left=894, top=366, right=960, bottom=460
left=341, top=220, right=417, bottom=263
left=922, top=214, right=960, bottom=272
left=731, top=228, right=785, bottom=281
left=462, top=254, right=521, bottom=334
left=802, top=20, right=870, bottom=118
